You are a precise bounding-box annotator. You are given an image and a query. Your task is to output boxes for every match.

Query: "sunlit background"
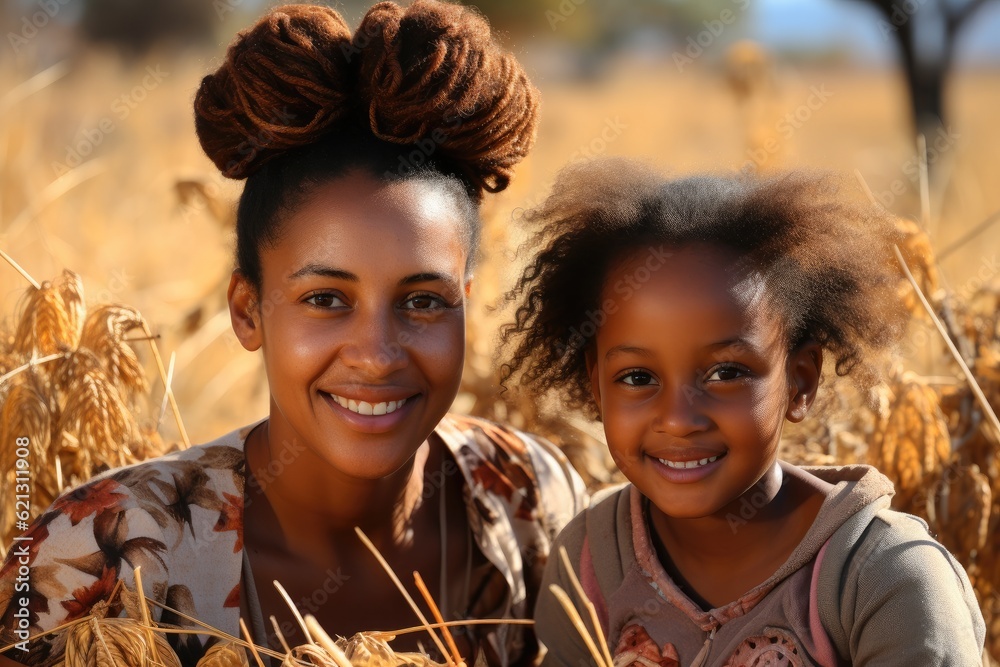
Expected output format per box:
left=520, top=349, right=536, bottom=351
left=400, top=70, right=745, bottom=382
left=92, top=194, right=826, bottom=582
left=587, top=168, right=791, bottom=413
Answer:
left=1, top=0, right=1000, bottom=658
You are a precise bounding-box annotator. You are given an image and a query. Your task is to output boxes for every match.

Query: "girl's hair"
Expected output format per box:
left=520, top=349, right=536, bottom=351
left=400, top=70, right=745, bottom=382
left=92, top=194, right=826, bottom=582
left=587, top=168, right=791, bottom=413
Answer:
left=500, top=158, right=909, bottom=419
left=193, top=1, right=539, bottom=289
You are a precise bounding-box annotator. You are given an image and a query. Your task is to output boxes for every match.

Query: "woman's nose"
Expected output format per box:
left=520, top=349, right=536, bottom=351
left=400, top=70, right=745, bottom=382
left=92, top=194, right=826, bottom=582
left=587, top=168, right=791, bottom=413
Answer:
left=338, top=308, right=409, bottom=376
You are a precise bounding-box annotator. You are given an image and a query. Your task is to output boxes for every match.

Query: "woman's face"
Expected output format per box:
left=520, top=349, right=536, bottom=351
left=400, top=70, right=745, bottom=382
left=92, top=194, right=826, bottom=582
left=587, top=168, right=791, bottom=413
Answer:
left=587, top=243, right=819, bottom=519
left=230, top=171, right=470, bottom=480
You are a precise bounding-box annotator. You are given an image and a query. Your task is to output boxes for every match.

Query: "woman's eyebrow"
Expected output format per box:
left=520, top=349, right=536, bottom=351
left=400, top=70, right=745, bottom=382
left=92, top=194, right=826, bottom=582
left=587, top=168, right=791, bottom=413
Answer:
left=287, top=264, right=358, bottom=281
left=399, top=272, right=459, bottom=289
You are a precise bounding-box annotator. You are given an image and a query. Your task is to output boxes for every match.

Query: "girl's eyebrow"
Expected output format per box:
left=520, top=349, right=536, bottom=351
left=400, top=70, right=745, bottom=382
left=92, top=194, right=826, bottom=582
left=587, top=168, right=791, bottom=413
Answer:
left=399, top=272, right=456, bottom=288
left=605, top=345, right=654, bottom=360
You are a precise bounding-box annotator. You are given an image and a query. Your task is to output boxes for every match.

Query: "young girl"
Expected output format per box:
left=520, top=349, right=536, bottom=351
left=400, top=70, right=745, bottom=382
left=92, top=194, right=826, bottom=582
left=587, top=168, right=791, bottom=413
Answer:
left=502, top=159, right=986, bottom=666
left=0, top=3, right=585, bottom=666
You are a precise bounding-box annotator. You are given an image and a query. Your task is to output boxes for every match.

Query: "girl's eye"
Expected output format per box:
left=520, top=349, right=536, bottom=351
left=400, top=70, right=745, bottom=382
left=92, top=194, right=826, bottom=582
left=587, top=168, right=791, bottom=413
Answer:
left=706, top=364, right=749, bottom=382
left=304, top=292, right=347, bottom=309
left=618, top=370, right=658, bottom=387
left=401, top=293, right=448, bottom=311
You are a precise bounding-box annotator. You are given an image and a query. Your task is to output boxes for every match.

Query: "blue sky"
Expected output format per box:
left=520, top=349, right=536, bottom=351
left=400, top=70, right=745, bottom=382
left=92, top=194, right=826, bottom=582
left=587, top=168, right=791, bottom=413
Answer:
left=750, top=0, right=1000, bottom=65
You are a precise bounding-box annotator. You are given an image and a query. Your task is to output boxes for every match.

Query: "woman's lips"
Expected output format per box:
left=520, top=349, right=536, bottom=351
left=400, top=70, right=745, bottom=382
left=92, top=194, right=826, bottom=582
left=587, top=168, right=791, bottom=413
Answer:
left=327, top=393, right=408, bottom=416
left=320, top=391, right=419, bottom=434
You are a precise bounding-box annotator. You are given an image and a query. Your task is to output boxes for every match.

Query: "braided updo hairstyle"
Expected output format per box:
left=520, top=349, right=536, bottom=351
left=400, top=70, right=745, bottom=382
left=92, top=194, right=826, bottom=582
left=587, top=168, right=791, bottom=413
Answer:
left=194, top=1, right=539, bottom=289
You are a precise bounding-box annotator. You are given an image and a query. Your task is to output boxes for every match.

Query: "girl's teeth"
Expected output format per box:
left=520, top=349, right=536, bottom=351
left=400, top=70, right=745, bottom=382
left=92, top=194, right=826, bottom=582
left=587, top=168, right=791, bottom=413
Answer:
left=330, top=394, right=408, bottom=416
left=656, top=455, right=720, bottom=469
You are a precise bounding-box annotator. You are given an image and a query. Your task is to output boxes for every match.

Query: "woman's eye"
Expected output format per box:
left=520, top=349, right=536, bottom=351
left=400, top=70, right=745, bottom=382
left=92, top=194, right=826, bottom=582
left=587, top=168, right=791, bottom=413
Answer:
left=618, top=370, right=657, bottom=386
left=706, top=365, right=747, bottom=382
left=402, top=294, right=447, bottom=310
left=305, top=292, right=347, bottom=308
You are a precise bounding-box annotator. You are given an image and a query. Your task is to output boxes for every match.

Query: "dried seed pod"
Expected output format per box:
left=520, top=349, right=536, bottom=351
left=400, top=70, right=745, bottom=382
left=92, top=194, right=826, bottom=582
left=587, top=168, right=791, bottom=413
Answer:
left=925, top=463, right=992, bottom=563
left=894, top=217, right=941, bottom=318
left=197, top=641, right=250, bottom=667
left=870, top=372, right=952, bottom=513
left=79, top=304, right=148, bottom=395
left=56, top=606, right=181, bottom=667
left=8, top=270, right=85, bottom=359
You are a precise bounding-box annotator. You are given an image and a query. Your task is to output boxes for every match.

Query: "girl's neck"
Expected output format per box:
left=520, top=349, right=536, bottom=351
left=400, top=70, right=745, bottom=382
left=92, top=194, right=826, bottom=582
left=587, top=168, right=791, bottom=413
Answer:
left=243, top=419, right=436, bottom=561
left=647, top=461, right=834, bottom=609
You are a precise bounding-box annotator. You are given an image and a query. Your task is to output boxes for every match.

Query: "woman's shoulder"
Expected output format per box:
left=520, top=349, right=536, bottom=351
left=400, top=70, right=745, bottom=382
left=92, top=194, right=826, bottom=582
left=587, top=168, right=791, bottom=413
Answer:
left=0, top=425, right=255, bottom=660
left=436, top=413, right=588, bottom=516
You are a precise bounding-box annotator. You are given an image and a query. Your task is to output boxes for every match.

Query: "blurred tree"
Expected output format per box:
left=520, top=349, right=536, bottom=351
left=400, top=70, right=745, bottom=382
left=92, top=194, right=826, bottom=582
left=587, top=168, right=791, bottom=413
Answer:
left=80, top=0, right=216, bottom=54
left=849, top=0, right=997, bottom=136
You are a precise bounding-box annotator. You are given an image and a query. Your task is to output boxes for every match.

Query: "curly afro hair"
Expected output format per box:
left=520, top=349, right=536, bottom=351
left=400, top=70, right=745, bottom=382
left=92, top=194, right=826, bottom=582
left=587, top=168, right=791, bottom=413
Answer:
left=193, top=1, right=539, bottom=288
left=500, top=158, right=909, bottom=419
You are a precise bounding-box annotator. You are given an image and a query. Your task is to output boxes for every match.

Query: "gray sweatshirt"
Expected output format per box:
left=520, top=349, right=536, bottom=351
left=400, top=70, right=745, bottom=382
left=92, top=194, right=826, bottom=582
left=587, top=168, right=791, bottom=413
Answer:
left=535, top=464, right=986, bottom=667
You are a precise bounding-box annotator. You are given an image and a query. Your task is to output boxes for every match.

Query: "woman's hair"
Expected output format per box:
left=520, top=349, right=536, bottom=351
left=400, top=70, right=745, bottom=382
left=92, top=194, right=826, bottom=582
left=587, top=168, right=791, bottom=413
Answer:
left=500, top=158, right=909, bottom=418
left=194, top=1, right=539, bottom=289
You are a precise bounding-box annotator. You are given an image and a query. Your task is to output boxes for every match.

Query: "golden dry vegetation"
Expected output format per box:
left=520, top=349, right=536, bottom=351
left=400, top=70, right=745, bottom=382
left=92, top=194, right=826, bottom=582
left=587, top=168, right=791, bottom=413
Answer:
left=2, top=43, right=1000, bottom=664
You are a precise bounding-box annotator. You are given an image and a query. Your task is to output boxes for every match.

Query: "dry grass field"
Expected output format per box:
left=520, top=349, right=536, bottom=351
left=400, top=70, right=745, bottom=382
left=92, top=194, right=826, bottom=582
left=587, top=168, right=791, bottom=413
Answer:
left=1, top=43, right=999, bottom=662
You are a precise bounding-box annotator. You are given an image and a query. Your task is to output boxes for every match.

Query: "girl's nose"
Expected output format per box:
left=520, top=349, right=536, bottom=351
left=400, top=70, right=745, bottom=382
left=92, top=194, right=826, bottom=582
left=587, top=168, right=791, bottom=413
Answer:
left=651, top=382, right=712, bottom=437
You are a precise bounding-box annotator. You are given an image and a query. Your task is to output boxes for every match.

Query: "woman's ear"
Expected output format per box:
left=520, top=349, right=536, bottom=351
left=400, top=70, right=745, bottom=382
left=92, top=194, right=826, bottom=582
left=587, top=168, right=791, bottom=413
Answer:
left=786, top=341, right=822, bottom=422
left=228, top=271, right=263, bottom=352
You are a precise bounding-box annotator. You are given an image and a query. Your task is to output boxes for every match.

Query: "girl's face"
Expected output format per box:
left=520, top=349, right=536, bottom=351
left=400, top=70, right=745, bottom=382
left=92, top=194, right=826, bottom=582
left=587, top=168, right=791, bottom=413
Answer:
left=229, top=171, right=470, bottom=480
left=587, top=243, right=820, bottom=519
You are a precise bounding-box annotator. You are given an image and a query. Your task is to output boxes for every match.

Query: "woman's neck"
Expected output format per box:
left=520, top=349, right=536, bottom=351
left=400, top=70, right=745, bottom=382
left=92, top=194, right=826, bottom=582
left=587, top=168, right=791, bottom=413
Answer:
left=243, top=419, right=436, bottom=562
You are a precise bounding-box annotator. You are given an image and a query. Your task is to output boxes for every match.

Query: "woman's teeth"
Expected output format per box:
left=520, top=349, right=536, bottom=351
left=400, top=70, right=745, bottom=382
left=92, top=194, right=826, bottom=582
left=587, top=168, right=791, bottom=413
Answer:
left=329, top=394, right=407, bottom=416
left=657, top=455, right=720, bottom=469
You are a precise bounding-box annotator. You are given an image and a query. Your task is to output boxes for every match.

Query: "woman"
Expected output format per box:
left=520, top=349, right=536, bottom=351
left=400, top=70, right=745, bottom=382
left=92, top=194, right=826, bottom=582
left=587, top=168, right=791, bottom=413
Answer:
left=0, top=3, right=586, bottom=665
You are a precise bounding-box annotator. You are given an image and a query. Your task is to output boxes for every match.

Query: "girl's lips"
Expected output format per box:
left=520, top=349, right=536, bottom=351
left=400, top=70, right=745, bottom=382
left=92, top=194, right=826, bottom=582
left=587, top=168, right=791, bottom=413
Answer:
left=320, top=391, right=418, bottom=434
left=648, top=451, right=726, bottom=484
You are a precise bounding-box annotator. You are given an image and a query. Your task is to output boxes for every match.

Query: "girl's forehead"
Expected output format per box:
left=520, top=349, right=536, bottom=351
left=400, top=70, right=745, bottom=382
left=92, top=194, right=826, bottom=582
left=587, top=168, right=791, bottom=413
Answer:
left=601, top=242, right=784, bottom=332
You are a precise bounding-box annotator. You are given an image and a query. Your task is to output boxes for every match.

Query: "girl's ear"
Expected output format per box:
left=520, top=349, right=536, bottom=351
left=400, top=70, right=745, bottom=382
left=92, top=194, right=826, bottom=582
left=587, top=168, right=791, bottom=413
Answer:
left=786, top=341, right=822, bottom=422
left=228, top=271, right=263, bottom=352
left=585, top=346, right=602, bottom=417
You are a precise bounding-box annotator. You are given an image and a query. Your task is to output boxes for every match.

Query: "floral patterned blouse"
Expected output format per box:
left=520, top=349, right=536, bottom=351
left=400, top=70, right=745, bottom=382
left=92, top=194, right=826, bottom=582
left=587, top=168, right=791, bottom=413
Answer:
left=0, top=414, right=587, bottom=666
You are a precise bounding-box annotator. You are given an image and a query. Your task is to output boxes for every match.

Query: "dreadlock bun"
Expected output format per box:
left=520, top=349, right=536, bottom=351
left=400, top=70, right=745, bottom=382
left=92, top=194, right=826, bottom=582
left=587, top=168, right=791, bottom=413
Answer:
left=194, top=1, right=539, bottom=197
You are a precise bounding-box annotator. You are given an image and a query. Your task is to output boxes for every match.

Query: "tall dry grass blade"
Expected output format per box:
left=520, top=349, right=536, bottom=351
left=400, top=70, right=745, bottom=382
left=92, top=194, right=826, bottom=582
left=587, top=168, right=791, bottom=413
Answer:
left=548, top=585, right=608, bottom=667
left=240, top=618, right=267, bottom=667
left=304, top=615, right=353, bottom=667
left=557, top=546, right=613, bottom=667
left=142, top=320, right=190, bottom=448
left=0, top=61, right=69, bottom=114
left=372, top=619, right=534, bottom=640
left=0, top=246, right=39, bottom=289
left=894, top=246, right=1000, bottom=441
left=853, top=169, right=884, bottom=211
left=0, top=352, right=63, bottom=387
left=414, top=571, right=462, bottom=666
left=270, top=615, right=293, bottom=655
left=937, top=208, right=1000, bottom=262
left=917, top=133, right=931, bottom=234
left=6, top=158, right=108, bottom=240
left=133, top=566, right=163, bottom=667
left=273, top=580, right=314, bottom=645
left=355, top=526, right=451, bottom=661
left=159, top=351, right=176, bottom=427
